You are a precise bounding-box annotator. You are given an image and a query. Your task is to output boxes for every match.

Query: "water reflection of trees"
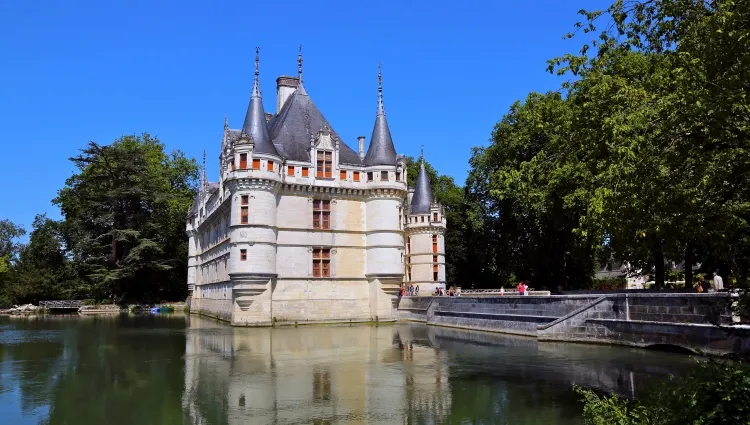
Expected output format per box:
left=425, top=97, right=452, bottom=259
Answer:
left=1, top=315, right=189, bottom=425
left=0, top=316, right=698, bottom=425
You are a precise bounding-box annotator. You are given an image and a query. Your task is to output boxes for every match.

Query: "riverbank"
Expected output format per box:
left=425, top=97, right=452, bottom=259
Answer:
left=0, top=302, right=188, bottom=315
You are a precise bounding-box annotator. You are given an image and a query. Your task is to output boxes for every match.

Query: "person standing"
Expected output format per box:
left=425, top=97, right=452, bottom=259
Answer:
left=713, top=271, right=724, bottom=291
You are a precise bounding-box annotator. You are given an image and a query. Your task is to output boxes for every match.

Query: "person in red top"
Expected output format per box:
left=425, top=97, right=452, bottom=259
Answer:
left=516, top=282, right=525, bottom=295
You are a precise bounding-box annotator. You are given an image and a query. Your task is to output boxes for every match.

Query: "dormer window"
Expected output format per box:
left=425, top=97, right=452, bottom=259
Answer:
left=367, top=172, right=373, bottom=182
left=317, top=151, right=332, bottom=178
left=396, top=171, right=401, bottom=181
left=239, top=154, right=247, bottom=169
left=380, top=171, right=388, bottom=181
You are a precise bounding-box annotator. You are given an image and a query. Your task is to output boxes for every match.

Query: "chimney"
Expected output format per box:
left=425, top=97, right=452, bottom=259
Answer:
left=276, top=76, right=299, bottom=113
left=357, top=136, right=366, bottom=160
left=264, top=112, right=272, bottom=123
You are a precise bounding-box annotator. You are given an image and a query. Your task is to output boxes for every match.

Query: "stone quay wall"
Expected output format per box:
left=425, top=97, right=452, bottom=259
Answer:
left=397, top=293, right=750, bottom=356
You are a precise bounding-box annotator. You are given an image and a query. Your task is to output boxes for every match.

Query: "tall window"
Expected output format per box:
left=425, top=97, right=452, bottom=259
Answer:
left=241, top=195, right=249, bottom=224
left=433, top=212, right=438, bottom=221
left=268, top=161, right=274, bottom=171
left=240, top=249, right=247, bottom=261
left=432, top=235, right=438, bottom=253
left=353, top=171, right=360, bottom=182
left=396, top=171, right=401, bottom=181
left=317, top=151, right=332, bottom=178
left=252, top=159, right=261, bottom=170
left=339, top=170, right=347, bottom=180
left=302, top=167, right=309, bottom=177
left=406, top=237, right=411, bottom=254
left=312, top=248, right=331, bottom=277
left=433, top=253, right=439, bottom=281
left=313, top=199, right=331, bottom=229
left=288, top=166, right=295, bottom=176
left=381, top=171, right=388, bottom=181
left=239, top=154, right=247, bottom=169
left=367, top=172, right=373, bottom=182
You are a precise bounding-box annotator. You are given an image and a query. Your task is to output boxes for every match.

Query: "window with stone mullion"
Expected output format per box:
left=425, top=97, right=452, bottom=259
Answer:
left=316, top=151, right=332, bottom=178
left=312, top=199, right=331, bottom=229
left=312, top=248, right=331, bottom=277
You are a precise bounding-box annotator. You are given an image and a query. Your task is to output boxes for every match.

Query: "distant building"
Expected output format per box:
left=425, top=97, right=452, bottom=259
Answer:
left=186, top=49, right=446, bottom=326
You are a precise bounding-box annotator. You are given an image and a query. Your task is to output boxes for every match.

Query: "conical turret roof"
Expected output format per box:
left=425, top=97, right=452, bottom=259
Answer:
left=410, top=160, right=434, bottom=214
left=241, top=48, right=279, bottom=157
left=363, top=65, right=397, bottom=166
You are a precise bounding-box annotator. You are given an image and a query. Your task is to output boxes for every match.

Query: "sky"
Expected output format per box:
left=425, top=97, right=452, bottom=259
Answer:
left=0, top=0, right=608, bottom=235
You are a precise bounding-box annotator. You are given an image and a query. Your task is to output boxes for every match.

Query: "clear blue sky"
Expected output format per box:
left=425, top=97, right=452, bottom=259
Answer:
left=0, top=0, right=607, bottom=234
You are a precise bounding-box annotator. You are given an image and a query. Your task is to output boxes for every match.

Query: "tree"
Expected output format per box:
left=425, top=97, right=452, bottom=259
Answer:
left=10, top=215, right=83, bottom=304
left=545, top=0, right=750, bottom=288
left=53, top=134, right=199, bottom=303
left=0, top=219, right=25, bottom=273
left=465, top=92, right=600, bottom=290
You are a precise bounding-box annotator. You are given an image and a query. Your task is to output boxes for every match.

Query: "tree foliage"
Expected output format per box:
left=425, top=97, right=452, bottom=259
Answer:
left=53, top=134, right=199, bottom=302
left=578, top=361, right=750, bottom=425
left=463, top=0, right=750, bottom=289
left=1, top=134, right=198, bottom=305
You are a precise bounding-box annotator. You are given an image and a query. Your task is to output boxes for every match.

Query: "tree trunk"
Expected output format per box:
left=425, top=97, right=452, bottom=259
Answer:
left=652, top=242, right=665, bottom=289
left=684, top=242, right=694, bottom=289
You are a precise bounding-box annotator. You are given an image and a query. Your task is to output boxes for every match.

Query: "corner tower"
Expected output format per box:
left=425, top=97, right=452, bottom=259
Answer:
left=405, top=157, right=446, bottom=295
left=224, top=48, right=282, bottom=325
left=364, top=65, right=407, bottom=319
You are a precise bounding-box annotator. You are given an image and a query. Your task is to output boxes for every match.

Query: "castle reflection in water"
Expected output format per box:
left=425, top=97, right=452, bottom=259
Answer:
left=180, top=316, right=696, bottom=425
left=0, top=315, right=697, bottom=425
left=182, top=318, right=452, bottom=425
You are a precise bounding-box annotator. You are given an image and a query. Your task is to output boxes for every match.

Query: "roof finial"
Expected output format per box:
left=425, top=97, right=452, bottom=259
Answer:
left=224, top=115, right=228, bottom=131
left=377, top=62, right=384, bottom=114
left=297, top=44, right=303, bottom=82
left=420, top=144, right=424, bottom=162
left=254, top=46, right=260, bottom=82
left=201, top=149, right=207, bottom=189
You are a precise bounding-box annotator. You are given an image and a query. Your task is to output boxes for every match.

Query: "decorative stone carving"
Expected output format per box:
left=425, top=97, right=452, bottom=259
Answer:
left=315, top=127, right=334, bottom=151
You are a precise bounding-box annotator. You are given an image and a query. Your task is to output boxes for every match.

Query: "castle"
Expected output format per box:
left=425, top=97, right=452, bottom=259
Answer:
left=186, top=48, right=446, bottom=326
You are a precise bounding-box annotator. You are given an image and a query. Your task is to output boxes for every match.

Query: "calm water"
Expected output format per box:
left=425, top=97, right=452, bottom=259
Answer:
left=0, top=314, right=697, bottom=425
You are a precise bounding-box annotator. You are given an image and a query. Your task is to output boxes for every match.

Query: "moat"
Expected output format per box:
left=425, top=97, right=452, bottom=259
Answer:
left=0, top=314, right=697, bottom=424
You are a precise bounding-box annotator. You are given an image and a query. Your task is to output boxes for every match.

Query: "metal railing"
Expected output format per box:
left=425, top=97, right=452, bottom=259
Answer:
left=39, top=300, right=83, bottom=309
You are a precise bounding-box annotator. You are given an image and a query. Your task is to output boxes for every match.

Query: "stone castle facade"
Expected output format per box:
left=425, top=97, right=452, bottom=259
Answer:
left=186, top=49, right=446, bottom=326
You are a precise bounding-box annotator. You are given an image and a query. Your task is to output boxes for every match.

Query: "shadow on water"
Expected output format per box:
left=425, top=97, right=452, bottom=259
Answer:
left=0, top=315, right=698, bottom=425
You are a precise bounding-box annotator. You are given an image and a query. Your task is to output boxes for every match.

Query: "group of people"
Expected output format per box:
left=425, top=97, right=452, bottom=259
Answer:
left=696, top=271, right=725, bottom=293
left=399, top=285, right=460, bottom=297
left=402, top=285, right=419, bottom=296
left=433, top=286, right=459, bottom=296
left=497, top=282, right=530, bottom=296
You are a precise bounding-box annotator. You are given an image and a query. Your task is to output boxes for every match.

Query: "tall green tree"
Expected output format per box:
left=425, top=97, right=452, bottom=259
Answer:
left=10, top=215, right=82, bottom=303
left=544, top=0, right=750, bottom=287
left=0, top=219, right=25, bottom=274
left=53, top=134, right=199, bottom=302
left=466, top=92, right=599, bottom=290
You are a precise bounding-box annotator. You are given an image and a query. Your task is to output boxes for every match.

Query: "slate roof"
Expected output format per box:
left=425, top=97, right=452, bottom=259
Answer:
left=242, top=77, right=280, bottom=157
left=410, top=161, right=434, bottom=214
left=268, top=82, right=362, bottom=165
left=363, top=101, right=398, bottom=166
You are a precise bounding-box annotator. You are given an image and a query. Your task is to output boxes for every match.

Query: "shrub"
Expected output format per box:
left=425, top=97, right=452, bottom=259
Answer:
left=579, top=360, right=750, bottom=425
left=591, top=277, right=627, bottom=290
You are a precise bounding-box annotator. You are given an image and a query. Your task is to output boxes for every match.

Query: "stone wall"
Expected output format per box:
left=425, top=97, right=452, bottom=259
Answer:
left=423, top=295, right=600, bottom=336
left=397, top=293, right=749, bottom=356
